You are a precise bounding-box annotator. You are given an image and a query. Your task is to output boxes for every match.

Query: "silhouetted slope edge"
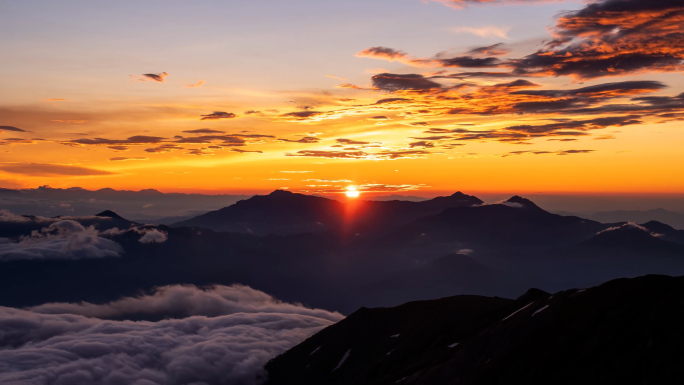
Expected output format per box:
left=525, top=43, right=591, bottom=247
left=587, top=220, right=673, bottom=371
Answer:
left=265, top=275, right=684, bottom=385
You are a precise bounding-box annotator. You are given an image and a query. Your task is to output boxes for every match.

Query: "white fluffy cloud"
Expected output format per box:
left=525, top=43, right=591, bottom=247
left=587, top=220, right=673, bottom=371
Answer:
left=0, top=284, right=343, bottom=385
left=0, top=220, right=123, bottom=261
left=138, top=228, right=168, bottom=244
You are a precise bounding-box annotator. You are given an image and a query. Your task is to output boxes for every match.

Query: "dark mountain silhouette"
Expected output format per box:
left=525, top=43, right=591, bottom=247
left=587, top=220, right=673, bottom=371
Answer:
left=265, top=275, right=684, bottom=385
left=172, top=190, right=345, bottom=235
left=641, top=220, right=684, bottom=245
left=574, top=224, right=684, bottom=255
left=96, top=209, right=124, bottom=219
left=380, top=197, right=607, bottom=257
left=172, top=190, right=483, bottom=236
left=368, top=194, right=428, bottom=202
left=591, top=208, right=684, bottom=230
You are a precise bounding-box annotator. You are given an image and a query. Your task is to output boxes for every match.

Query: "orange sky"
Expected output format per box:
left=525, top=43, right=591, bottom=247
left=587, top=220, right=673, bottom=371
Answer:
left=1, top=0, right=683, bottom=195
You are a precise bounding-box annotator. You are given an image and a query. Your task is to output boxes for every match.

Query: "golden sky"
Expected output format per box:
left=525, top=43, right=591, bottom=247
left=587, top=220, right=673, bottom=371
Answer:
left=1, top=0, right=683, bottom=196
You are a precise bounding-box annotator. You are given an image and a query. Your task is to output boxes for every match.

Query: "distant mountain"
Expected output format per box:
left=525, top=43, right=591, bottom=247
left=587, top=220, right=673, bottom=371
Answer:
left=368, top=194, right=428, bottom=202
left=265, top=275, right=684, bottom=385
left=172, top=190, right=345, bottom=235
left=355, top=253, right=537, bottom=308
left=172, top=190, right=483, bottom=236
left=382, top=196, right=606, bottom=255
left=573, top=223, right=684, bottom=256
left=0, top=185, right=249, bottom=220
left=590, top=208, right=684, bottom=230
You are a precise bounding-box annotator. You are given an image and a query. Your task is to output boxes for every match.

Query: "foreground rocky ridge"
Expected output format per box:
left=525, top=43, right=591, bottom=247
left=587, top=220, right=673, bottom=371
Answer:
left=266, top=275, right=684, bottom=385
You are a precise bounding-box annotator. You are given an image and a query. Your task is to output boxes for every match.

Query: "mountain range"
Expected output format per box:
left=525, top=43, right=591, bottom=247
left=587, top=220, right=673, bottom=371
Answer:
left=1, top=190, right=683, bottom=314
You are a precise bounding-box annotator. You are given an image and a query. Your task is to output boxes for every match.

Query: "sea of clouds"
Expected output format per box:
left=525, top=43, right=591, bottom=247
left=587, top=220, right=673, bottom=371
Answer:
left=0, top=284, right=344, bottom=385
left=0, top=209, right=168, bottom=261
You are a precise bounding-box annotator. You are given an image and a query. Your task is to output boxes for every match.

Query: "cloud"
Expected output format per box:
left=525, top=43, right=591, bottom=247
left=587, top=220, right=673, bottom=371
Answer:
left=596, top=221, right=661, bottom=236
left=375, top=97, right=411, bottom=104
left=325, top=74, right=347, bottom=81
left=145, top=144, right=184, bottom=153
left=141, top=72, right=169, bottom=82
left=0, top=209, right=35, bottom=223
left=358, top=47, right=502, bottom=69
left=185, top=80, right=205, bottom=88
left=278, top=136, right=321, bottom=144
left=286, top=149, right=430, bottom=160
left=200, top=111, right=237, bottom=120
left=336, top=138, right=370, bottom=145
left=503, top=149, right=594, bottom=157
left=427, top=0, right=554, bottom=9
left=232, top=148, right=263, bottom=154
left=450, top=26, right=510, bottom=39
left=174, top=135, right=247, bottom=145
left=280, top=111, right=325, bottom=120
left=66, top=135, right=166, bottom=146
left=357, top=46, right=409, bottom=61
left=371, top=73, right=443, bottom=92
left=0, top=163, right=114, bottom=177
left=302, top=183, right=427, bottom=193
left=187, top=148, right=215, bottom=156
left=0, top=284, right=343, bottom=385
left=287, top=150, right=369, bottom=159
left=512, top=81, right=667, bottom=99
left=109, top=157, right=148, bottom=162
left=510, top=0, right=684, bottom=79
left=467, top=43, right=510, bottom=56
left=51, top=120, right=87, bottom=124
left=138, top=229, right=168, bottom=244
left=182, top=129, right=225, bottom=134
left=0, top=220, right=123, bottom=261
left=0, top=126, right=28, bottom=133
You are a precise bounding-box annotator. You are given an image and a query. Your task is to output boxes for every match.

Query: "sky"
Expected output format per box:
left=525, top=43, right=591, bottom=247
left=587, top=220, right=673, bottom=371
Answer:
left=1, top=0, right=683, bottom=197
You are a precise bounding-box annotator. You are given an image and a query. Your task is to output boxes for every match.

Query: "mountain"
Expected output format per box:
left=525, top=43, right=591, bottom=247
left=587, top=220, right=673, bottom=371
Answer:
left=591, top=208, right=684, bottom=230
left=265, top=275, right=684, bottom=385
left=172, top=190, right=346, bottom=235
left=354, top=253, right=537, bottom=308
left=368, top=194, right=428, bottom=202
left=572, top=223, right=684, bottom=256
left=172, top=190, right=483, bottom=236
left=0, top=185, right=249, bottom=220
left=3, top=194, right=684, bottom=315
left=380, top=196, right=607, bottom=257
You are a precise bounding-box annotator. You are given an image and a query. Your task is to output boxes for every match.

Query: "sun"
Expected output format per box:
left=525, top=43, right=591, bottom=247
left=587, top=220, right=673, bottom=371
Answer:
left=345, top=186, right=360, bottom=198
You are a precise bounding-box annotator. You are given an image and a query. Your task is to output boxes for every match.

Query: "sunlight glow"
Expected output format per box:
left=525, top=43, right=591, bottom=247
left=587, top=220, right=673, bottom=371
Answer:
left=345, top=186, right=360, bottom=198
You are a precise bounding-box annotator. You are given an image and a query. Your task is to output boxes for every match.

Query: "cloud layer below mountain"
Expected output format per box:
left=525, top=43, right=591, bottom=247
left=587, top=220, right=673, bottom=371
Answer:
left=0, top=284, right=343, bottom=385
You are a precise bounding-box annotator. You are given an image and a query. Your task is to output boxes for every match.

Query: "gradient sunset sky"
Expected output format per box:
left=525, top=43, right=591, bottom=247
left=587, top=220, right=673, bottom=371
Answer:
left=1, top=0, right=683, bottom=196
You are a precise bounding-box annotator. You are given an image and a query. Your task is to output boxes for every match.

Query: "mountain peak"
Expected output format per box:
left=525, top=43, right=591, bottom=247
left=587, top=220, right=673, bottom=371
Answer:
left=516, top=287, right=550, bottom=303
left=268, top=189, right=294, bottom=197
left=504, top=195, right=541, bottom=209
left=96, top=210, right=124, bottom=219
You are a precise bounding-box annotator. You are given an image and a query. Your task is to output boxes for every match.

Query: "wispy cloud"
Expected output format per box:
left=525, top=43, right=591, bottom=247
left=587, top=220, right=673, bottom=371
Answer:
left=449, top=26, right=511, bottom=39
left=185, top=80, right=205, bottom=88
left=0, top=163, right=114, bottom=177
